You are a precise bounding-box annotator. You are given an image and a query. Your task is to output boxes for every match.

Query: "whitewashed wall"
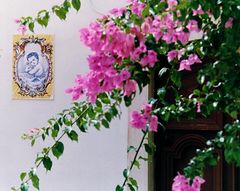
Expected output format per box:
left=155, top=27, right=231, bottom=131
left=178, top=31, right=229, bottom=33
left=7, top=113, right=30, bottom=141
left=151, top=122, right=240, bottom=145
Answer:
left=0, top=0, right=133, bottom=190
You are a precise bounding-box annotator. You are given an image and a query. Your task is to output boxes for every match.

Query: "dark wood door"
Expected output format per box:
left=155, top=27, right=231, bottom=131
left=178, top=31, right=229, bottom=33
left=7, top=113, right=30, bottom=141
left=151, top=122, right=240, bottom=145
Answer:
left=153, top=66, right=238, bottom=191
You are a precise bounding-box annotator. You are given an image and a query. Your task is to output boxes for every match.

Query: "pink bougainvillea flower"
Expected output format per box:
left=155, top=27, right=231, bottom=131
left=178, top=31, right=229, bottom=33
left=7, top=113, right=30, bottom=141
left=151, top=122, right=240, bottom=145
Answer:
left=143, top=104, right=153, bottom=115
left=131, top=43, right=147, bottom=61
left=17, top=25, right=27, bottom=34
left=187, top=20, right=201, bottom=32
left=192, top=5, right=204, bottom=16
left=172, top=172, right=190, bottom=191
left=178, top=48, right=185, bottom=60
left=30, top=128, right=40, bottom=134
left=119, top=70, right=131, bottom=82
left=110, top=7, right=126, bottom=17
left=141, top=18, right=152, bottom=34
left=14, top=18, right=21, bottom=23
left=225, top=17, right=233, bottom=29
left=130, top=111, right=147, bottom=130
left=167, top=0, right=178, bottom=10
left=172, top=173, right=205, bottom=191
left=188, top=54, right=202, bottom=65
left=124, top=80, right=137, bottom=97
left=191, top=176, right=205, bottom=191
left=179, top=59, right=191, bottom=71
left=130, top=103, right=159, bottom=132
left=196, top=102, right=202, bottom=113
left=167, top=50, right=178, bottom=62
left=175, top=28, right=190, bottom=45
left=131, top=1, right=146, bottom=17
left=179, top=54, right=201, bottom=71
left=149, top=115, right=158, bottom=132
left=140, top=50, right=158, bottom=68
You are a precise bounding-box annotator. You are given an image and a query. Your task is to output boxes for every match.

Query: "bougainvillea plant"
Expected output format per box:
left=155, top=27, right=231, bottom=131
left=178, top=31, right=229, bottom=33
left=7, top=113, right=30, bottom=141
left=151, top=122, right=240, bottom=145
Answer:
left=12, top=0, right=240, bottom=191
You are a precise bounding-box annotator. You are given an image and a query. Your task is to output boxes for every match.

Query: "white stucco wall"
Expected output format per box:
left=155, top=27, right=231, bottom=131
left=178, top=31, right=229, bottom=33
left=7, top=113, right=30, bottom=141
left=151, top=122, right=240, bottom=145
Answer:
left=0, top=1, right=132, bottom=190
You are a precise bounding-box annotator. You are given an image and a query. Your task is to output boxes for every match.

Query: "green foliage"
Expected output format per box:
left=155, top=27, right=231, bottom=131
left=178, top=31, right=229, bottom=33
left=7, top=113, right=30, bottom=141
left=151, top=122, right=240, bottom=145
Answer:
left=17, top=0, right=82, bottom=32
left=20, top=183, right=29, bottom=191
left=115, top=185, right=124, bottom=191
left=67, top=130, right=79, bottom=142
left=42, top=156, right=53, bottom=171
left=52, top=141, right=64, bottom=159
left=71, top=0, right=81, bottom=11
left=29, top=170, right=39, bottom=190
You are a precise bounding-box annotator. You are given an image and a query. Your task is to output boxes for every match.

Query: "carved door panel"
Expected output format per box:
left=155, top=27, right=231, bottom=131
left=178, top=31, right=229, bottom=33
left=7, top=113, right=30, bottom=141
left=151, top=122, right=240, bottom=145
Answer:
left=154, top=66, right=238, bottom=191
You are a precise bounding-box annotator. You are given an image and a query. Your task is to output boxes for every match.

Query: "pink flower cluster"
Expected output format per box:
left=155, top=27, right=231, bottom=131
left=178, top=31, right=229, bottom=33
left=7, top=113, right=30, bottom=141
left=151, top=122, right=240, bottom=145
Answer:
left=167, top=50, right=202, bottom=71
left=66, top=1, right=205, bottom=102
left=144, top=14, right=190, bottom=44
left=66, top=20, right=140, bottom=102
left=67, top=11, right=160, bottom=102
left=172, top=173, right=205, bottom=191
left=131, top=1, right=146, bottom=17
left=192, top=5, right=204, bottom=16
left=14, top=19, right=27, bottom=34
left=130, top=104, right=158, bottom=132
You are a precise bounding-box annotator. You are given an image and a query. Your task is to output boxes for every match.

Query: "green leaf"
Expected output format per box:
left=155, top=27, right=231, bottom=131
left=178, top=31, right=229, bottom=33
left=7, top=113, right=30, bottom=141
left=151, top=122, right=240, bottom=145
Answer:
left=124, top=96, right=132, bottom=107
left=110, top=105, right=119, bottom=117
left=94, top=122, right=101, bottom=130
left=87, top=107, right=96, bottom=119
left=20, top=172, right=27, bottom=181
left=52, top=141, right=64, bottom=159
left=123, top=169, right=129, bottom=178
left=102, top=119, right=110, bottom=128
left=63, top=0, right=71, bottom=11
left=76, top=118, right=88, bottom=133
left=207, top=156, right=218, bottom=166
left=37, top=13, right=49, bottom=27
left=54, top=7, right=67, bottom=20
left=43, top=156, right=53, bottom=171
left=31, top=139, right=35, bottom=146
left=127, top=146, right=136, bottom=153
left=139, top=156, right=150, bottom=162
left=158, top=67, right=168, bottom=77
left=96, top=100, right=102, bottom=108
left=100, top=94, right=111, bottom=104
left=230, top=111, right=238, bottom=119
left=67, top=130, right=79, bottom=142
left=144, top=143, right=154, bottom=155
left=128, top=177, right=138, bottom=188
left=128, top=183, right=136, bottom=191
left=133, top=160, right=140, bottom=169
left=142, top=5, right=150, bottom=17
left=53, top=123, right=60, bottom=131
left=148, top=137, right=156, bottom=153
left=171, top=69, right=181, bottom=87
left=63, top=116, right=72, bottom=126
left=71, top=0, right=81, bottom=11
left=157, top=87, right=166, bottom=100
left=20, top=183, right=29, bottom=191
left=115, top=185, right=124, bottom=191
left=28, top=22, right=34, bottom=32
left=29, top=172, right=39, bottom=190
left=105, top=112, right=112, bottom=122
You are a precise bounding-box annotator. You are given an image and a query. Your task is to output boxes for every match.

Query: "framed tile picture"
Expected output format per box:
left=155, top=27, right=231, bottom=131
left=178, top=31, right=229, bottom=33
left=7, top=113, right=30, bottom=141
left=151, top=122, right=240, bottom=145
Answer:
left=12, top=34, right=54, bottom=99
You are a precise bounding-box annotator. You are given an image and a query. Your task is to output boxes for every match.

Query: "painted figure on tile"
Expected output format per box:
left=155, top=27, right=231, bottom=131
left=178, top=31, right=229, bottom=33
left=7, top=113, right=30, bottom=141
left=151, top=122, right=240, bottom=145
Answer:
left=13, top=35, right=54, bottom=99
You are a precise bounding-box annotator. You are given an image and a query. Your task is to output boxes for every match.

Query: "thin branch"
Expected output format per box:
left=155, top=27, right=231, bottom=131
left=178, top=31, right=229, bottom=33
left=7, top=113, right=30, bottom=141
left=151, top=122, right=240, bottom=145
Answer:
left=121, top=130, right=148, bottom=188
left=17, top=105, right=90, bottom=190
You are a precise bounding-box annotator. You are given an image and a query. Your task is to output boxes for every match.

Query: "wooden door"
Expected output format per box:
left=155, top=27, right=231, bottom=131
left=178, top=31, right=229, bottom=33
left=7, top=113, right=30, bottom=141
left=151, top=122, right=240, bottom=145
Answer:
left=153, top=65, right=238, bottom=191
